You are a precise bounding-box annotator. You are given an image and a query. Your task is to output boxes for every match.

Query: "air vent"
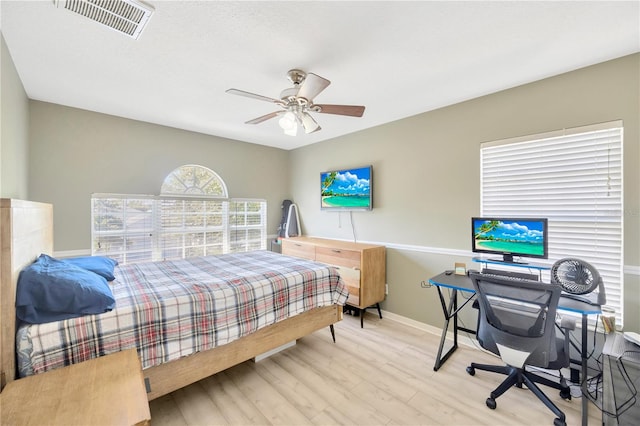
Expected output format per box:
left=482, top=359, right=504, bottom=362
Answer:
left=56, top=0, right=154, bottom=39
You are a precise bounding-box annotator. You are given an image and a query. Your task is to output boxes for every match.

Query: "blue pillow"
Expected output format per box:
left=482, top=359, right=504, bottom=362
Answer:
left=63, top=256, right=119, bottom=281
left=16, top=254, right=116, bottom=324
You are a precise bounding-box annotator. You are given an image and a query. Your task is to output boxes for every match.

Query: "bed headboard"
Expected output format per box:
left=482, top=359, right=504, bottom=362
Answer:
left=0, top=199, right=53, bottom=390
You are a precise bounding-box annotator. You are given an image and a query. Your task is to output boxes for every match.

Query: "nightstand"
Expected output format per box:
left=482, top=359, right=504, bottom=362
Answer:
left=0, top=348, right=150, bottom=425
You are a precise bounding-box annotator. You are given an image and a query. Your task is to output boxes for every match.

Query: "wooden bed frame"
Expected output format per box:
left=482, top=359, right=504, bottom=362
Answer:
left=0, top=199, right=342, bottom=400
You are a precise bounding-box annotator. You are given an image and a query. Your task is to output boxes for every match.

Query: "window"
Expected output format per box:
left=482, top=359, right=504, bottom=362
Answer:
left=480, top=121, right=624, bottom=327
left=160, top=164, right=227, bottom=196
left=92, top=165, right=267, bottom=264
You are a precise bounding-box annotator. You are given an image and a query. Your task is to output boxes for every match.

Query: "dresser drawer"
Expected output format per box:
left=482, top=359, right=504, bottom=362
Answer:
left=336, top=267, right=361, bottom=306
left=345, top=285, right=360, bottom=306
left=332, top=265, right=361, bottom=288
left=281, top=240, right=315, bottom=260
left=316, top=246, right=360, bottom=269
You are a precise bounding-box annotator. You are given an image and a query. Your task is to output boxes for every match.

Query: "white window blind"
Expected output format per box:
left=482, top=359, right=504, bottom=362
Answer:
left=480, top=122, right=624, bottom=327
left=158, top=198, right=228, bottom=259
left=92, top=165, right=267, bottom=263
left=228, top=200, right=268, bottom=253
left=91, top=196, right=155, bottom=264
left=92, top=195, right=267, bottom=263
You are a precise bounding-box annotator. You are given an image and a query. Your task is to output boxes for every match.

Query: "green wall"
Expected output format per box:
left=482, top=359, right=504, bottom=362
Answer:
left=0, top=34, right=29, bottom=199
left=27, top=102, right=291, bottom=251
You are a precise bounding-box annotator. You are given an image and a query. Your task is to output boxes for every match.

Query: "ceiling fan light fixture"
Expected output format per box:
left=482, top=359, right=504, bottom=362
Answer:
left=227, top=69, right=365, bottom=136
left=279, top=111, right=297, bottom=131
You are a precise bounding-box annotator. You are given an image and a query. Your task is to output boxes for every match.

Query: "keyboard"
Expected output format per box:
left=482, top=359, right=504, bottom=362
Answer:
left=476, top=272, right=542, bottom=285
left=482, top=268, right=539, bottom=281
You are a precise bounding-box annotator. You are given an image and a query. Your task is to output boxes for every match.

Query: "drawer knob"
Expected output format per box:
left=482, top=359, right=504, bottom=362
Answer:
left=332, top=249, right=342, bottom=253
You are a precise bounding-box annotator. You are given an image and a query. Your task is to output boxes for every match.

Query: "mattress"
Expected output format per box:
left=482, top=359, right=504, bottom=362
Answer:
left=17, top=250, right=348, bottom=376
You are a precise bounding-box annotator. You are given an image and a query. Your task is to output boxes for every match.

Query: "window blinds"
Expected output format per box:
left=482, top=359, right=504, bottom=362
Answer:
left=92, top=194, right=267, bottom=264
left=91, top=196, right=155, bottom=264
left=480, top=122, right=624, bottom=327
left=158, top=198, right=228, bottom=259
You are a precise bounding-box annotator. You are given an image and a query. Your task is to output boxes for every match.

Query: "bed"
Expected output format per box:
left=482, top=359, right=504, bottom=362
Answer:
left=1, top=199, right=347, bottom=400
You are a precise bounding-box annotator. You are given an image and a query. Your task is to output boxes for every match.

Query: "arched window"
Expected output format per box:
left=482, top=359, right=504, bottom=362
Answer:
left=91, top=165, right=266, bottom=263
left=160, top=165, right=228, bottom=197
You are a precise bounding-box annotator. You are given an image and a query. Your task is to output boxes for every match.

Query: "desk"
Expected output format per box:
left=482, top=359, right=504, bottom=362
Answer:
left=428, top=272, right=601, bottom=426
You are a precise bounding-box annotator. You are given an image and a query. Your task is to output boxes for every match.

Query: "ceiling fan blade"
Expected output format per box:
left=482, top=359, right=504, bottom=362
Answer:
left=245, top=111, right=282, bottom=124
left=297, top=73, right=330, bottom=101
left=314, top=104, right=365, bottom=117
left=226, top=88, right=282, bottom=104
left=299, top=112, right=321, bottom=134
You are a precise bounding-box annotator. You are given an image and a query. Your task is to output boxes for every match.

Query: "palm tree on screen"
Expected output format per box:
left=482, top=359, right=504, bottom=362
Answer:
left=321, top=172, right=337, bottom=196
left=475, top=220, right=500, bottom=240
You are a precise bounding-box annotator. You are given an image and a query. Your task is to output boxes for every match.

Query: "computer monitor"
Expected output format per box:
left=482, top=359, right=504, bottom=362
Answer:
left=471, top=217, right=548, bottom=264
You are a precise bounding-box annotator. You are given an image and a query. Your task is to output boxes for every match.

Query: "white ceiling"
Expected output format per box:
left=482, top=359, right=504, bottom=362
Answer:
left=2, top=1, right=639, bottom=150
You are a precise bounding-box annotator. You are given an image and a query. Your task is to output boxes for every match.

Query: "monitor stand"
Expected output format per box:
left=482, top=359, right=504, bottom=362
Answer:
left=472, top=257, right=550, bottom=272
left=491, top=254, right=528, bottom=265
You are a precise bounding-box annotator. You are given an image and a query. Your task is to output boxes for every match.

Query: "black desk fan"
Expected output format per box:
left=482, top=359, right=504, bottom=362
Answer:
left=551, top=258, right=606, bottom=305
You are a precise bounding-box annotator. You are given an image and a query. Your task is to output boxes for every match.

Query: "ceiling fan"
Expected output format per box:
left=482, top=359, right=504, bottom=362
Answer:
left=226, top=69, right=365, bottom=136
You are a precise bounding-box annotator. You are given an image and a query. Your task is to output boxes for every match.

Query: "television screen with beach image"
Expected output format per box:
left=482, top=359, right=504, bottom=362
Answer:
left=472, top=218, right=547, bottom=259
left=321, top=166, right=372, bottom=210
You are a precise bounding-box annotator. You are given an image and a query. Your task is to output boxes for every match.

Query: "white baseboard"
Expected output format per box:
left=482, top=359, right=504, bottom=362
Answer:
left=379, top=309, right=479, bottom=350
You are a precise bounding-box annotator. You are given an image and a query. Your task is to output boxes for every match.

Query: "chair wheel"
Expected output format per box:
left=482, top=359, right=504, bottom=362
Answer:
left=466, top=366, right=475, bottom=376
left=560, top=388, right=571, bottom=400
left=553, top=418, right=566, bottom=426
left=486, top=397, right=496, bottom=409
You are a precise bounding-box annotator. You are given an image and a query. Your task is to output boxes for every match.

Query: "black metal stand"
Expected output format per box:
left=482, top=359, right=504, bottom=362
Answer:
left=433, top=286, right=476, bottom=371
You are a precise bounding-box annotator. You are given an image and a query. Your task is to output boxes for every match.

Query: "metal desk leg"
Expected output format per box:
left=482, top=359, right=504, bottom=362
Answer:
left=581, top=313, right=588, bottom=426
left=433, top=287, right=458, bottom=371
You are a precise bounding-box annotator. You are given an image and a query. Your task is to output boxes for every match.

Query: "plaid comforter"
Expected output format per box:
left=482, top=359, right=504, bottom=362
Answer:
left=17, top=250, right=348, bottom=376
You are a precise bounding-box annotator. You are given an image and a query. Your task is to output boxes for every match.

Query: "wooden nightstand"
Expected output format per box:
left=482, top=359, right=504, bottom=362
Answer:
left=1, top=348, right=150, bottom=425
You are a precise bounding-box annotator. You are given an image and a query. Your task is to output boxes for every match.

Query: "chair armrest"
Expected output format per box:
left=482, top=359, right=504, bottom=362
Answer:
left=559, top=315, right=576, bottom=331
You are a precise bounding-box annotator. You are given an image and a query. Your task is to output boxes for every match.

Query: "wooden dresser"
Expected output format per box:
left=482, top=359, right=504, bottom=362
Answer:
left=282, top=237, right=386, bottom=327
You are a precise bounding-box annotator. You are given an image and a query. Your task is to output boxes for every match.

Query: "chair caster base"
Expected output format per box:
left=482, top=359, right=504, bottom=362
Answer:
left=466, top=366, right=475, bottom=376
left=553, top=417, right=566, bottom=426
left=486, top=397, right=497, bottom=410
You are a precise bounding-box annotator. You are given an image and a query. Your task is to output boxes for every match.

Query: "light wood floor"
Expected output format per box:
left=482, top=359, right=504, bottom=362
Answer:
left=149, top=312, right=601, bottom=425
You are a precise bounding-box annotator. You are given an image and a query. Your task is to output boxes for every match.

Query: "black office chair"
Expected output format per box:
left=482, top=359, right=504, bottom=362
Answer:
left=466, top=271, right=574, bottom=426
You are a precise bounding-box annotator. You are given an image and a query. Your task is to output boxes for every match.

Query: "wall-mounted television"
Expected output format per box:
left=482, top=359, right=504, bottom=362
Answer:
left=471, top=217, right=548, bottom=264
left=321, top=165, right=372, bottom=210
